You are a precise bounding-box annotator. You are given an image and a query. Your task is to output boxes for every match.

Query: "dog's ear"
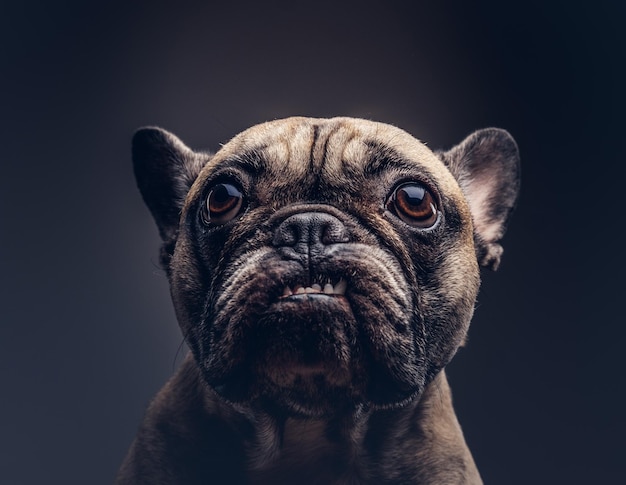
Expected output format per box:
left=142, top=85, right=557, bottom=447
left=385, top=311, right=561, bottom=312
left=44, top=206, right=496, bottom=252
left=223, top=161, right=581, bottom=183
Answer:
left=132, top=127, right=206, bottom=265
left=438, top=128, right=520, bottom=270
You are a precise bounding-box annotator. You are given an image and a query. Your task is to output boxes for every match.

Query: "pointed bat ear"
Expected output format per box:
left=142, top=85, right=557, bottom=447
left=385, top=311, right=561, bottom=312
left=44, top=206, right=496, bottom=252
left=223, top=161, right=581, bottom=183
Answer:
left=439, top=128, right=521, bottom=270
left=132, top=127, right=207, bottom=265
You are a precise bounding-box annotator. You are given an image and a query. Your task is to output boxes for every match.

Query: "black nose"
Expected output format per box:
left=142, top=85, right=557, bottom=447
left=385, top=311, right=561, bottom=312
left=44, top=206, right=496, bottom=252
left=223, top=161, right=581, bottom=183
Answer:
left=273, top=212, right=349, bottom=254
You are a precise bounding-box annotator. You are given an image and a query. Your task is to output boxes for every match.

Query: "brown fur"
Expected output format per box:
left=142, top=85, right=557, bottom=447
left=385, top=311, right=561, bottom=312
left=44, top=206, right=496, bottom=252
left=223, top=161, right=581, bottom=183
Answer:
left=117, top=117, right=520, bottom=484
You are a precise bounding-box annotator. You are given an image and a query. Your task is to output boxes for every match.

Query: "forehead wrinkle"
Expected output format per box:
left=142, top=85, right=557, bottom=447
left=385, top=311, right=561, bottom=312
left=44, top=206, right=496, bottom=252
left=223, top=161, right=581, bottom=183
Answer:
left=361, top=131, right=462, bottom=197
left=260, top=138, right=292, bottom=174
left=317, top=123, right=363, bottom=181
left=310, top=122, right=348, bottom=171
left=223, top=148, right=267, bottom=173
left=285, top=122, right=317, bottom=169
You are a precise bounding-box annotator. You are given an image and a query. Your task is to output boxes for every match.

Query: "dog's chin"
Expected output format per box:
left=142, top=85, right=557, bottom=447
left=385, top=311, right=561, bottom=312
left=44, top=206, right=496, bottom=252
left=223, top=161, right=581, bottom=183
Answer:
left=208, top=363, right=420, bottom=418
left=206, top=355, right=362, bottom=418
left=203, top=293, right=359, bottom=410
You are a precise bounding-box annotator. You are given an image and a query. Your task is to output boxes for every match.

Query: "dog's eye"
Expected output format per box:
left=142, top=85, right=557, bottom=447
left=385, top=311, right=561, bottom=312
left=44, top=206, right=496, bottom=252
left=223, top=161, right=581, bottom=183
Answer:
left=203, top=183, right=244, bottom=225
left=387, top=182, right=438, bottom=228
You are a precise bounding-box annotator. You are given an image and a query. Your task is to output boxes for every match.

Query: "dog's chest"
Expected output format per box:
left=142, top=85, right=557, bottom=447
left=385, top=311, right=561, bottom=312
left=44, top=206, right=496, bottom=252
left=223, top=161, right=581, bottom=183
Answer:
left=281, top=418, right=336, bottom=462
left=249, top=418, right=363, bottom=484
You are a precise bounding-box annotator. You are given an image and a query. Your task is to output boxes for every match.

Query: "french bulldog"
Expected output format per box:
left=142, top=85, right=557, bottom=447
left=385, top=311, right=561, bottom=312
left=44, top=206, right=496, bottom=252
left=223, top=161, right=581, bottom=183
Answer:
left=116, top=117, right=520, bottom=484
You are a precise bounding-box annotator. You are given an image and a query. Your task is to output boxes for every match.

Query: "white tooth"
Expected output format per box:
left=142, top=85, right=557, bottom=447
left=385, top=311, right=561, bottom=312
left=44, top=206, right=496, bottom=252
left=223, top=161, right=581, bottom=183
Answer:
left=323, top=283, right=334, bottom=294
left=334, top=279, right=347, bottom=295
left=282, top=287, right=292, bottom=297
left=311, top=284, right=322, bottom=292
left=296, top=287, right=306, bottom=294
left=304, top=287, right=316, bottom=294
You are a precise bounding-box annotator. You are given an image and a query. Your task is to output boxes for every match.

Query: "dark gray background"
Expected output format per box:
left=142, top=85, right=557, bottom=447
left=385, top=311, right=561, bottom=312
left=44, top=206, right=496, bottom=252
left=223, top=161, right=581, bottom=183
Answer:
left=1, top=1, right=624, bottom=484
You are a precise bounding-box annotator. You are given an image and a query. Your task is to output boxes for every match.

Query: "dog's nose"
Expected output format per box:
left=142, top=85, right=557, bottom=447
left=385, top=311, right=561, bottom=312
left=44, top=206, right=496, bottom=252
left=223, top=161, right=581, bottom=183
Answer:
left=273, top=212, right=349, bottom=253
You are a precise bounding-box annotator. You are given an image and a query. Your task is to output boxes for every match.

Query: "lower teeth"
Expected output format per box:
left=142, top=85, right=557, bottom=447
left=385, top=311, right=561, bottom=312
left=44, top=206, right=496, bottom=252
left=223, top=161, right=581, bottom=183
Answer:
left=282, top=278, right=346, bottom=298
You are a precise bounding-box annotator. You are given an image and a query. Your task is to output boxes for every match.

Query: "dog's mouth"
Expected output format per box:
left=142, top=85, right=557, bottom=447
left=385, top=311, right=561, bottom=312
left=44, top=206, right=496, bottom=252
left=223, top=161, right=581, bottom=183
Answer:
left=279, top=278, right=347, bottom=299
left=202, top=250, right=422, bottom=412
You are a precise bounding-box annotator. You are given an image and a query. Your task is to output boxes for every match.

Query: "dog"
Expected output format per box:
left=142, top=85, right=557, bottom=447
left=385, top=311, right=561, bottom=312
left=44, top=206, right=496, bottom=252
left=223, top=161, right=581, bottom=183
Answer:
left=115, top=117, right=520, bottom=484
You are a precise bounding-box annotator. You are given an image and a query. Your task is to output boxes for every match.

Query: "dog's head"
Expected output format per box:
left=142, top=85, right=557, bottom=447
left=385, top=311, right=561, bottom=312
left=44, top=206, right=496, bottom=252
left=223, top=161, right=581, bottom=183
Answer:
left=132, top=117, right=519, bottom=416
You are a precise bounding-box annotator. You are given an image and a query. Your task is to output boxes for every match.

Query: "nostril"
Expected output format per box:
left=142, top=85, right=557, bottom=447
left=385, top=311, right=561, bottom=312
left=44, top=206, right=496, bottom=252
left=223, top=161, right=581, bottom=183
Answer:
left=273, top=222, right=299, bottom=247
left=320, top=219, right=349, bottom=245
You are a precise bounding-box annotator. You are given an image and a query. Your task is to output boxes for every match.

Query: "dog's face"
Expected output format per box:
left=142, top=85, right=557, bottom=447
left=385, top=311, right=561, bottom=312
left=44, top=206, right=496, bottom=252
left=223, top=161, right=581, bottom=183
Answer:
left=133, top=117, right=519, bottom=416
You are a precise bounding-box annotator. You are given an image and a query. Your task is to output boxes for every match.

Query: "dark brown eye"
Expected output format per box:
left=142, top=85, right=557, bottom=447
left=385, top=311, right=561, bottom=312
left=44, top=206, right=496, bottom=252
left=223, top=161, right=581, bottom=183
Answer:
left=203, top=183, right=244, bottom=225
left=387, top=182, right=438, bottom=228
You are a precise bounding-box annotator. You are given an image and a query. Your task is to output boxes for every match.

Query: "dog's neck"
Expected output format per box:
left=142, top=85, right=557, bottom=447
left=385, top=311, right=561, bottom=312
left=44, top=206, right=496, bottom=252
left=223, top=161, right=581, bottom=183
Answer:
left=191, top=360, right=479, bottom=483
left=241, top=400, right=370, bottom=476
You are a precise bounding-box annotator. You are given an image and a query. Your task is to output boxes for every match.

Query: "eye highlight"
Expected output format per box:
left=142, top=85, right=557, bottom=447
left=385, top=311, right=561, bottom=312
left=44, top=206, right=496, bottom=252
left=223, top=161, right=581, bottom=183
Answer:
left=202, top=183, right=244, bottom=225
left=386, top=182, right=438, bottom=228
